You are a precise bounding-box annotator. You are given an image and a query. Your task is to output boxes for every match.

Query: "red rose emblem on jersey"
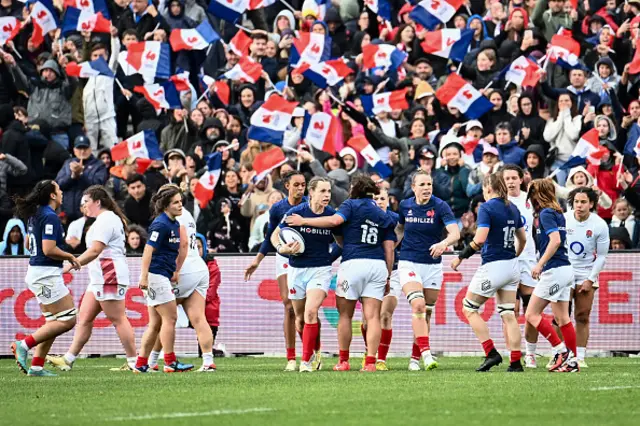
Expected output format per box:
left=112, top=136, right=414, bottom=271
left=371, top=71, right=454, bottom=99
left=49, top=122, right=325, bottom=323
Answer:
left=586, top=230, right=593, bottom=238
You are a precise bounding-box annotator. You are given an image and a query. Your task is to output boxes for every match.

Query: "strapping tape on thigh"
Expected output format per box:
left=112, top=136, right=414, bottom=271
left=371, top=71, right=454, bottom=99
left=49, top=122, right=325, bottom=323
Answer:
left=406, top=291, right=424, bottom=303
left=54, top=308, right=77, bottom=321
left=497, top=303, right=516, bottom=316
left=463, top=298, right=481, bottom=313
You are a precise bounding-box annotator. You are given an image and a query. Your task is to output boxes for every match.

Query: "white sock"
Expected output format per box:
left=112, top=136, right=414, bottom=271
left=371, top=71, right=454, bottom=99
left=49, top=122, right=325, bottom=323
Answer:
left=127, top=357, right=137, bottom=369
left=552, top=342, right=567, bottom=355
left=149, top=350, right=161, bottom=367
left=577, top=347, right=586, bottom=360
left=64, top=353, right=77, bottom=364
left=20, top=340, right=30, bottom=351
left=203, top=352, right=214, bottom=366
left=525, top=342, right=537, bottom=356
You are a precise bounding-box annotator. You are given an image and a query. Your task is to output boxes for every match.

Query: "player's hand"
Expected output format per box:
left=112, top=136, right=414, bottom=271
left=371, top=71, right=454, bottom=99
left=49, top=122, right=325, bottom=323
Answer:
left=62, top=263, right=73, bottom=274
left=429, top=241, right=447, bottom=258
left=384, top=278, right=390, bottom=296
left=139, top=277, right=149, bottom=290
left=532, top=264, right=543, bottom=280
left=244, top=261, right=259, bottom=281
left=279, top=241, right=301, bottom=255
left=171, top=271, right=179, bottom=283
left=68, top=256, right=81, bottom=271
left=450, top=257, right=462, bottom=271
left=578, top=280, right=594, bottom=293
left=285, top=214, right=304, bottom=227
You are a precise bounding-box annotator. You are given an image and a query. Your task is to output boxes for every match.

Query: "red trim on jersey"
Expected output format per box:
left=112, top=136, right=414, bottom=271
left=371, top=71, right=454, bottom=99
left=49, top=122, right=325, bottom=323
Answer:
left=100, top=258, right=119, bottom=292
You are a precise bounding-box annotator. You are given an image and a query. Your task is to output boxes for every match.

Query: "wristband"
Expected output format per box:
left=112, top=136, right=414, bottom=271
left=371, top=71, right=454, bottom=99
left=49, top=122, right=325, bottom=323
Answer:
left=276, top=243, right=283, bottom=254
left=458, top=241, right=479, bottom=260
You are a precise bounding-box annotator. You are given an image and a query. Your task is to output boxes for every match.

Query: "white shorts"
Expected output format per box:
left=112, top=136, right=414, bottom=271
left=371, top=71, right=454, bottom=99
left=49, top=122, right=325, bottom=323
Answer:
left=533, top=265, right=574, bottom=303
left=87, top=283, right=127, bottom=301
left=145, top=273, right=176, bottom=307
left=468, top=258, right=519, bottom=298
left=275, top=254, right=290, bottom=279
left=175, top=270, right=209, bottom=299
left=519, top=258, right=537, bottom=287
left=572, top=267, right=599, bottom=289
left=287, top=266, right=332, bottom=300
left=398, top=261, right=443, bottom=290
left=387, top=270, right=401, bottom=299
left=26, top=266, right=70, bottom=305
left=336, top=259, right=388, bottom=301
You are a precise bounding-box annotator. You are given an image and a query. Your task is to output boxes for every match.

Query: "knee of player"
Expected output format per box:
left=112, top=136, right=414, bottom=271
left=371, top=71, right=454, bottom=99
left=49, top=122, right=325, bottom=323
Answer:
left=407, top=290, right=426, bottom=312
left=524, top=310, right=538, bottom=324
left=380, top=311, right=393, bottom=324
left=575, top=310, right=590, bottom=325
left=498, top=303, right=517, bottom=320
left=462, top=297, right=482, bottom=317
left=304, top=310, right=318, bottom=324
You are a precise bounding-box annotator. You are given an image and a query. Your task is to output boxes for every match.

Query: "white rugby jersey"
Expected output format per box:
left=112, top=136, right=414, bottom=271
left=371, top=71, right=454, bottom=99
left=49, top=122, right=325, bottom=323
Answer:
left=177, top=209, right=208, bottom=274
left=509, top=192, right=536, bottom=261
left=85, top=211, right=130, bottom=285
left=564, top=211, right=609, bottom=281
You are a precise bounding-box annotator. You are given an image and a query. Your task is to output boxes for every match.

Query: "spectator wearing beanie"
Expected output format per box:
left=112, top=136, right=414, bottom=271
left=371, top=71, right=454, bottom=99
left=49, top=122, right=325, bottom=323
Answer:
left=609, top=227, right=633, bottom=250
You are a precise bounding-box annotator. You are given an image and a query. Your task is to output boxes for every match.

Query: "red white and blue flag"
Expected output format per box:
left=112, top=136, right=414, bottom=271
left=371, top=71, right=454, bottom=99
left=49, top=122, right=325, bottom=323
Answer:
left=0, top=17, right=21, bottom=47
left=420, top=29, right=473, bottom=62
left=134, top=81, right=182, bottom=111
left=548, top=33, right=581, bottom=67
left=64, top=0, right=110, bottom=18
left=169, top=71, right=192, bottom=91
left=207, top=0, right=249, bottom=23
left=435, top=74, right=493, bottom=119
left=228, top=29, right=252, bottom=57
left=120, top=41, right=171, bottom=82
left=634, top=136, right=640, bottom=157
left=62, top=8, right=111, bottom=36
left=290, top=32, right=331, bottom=68
left=222, top=56, right=263, bottom=83
left=497, top=56, right=541, bottom=88
left=410, top=0, right=464, bottom=30
left=199, top=74, right=231, bottom=105
left=31, top=0, right=59, bottom=48
left=110, top=130, right=162, bottom=162
left=347, top=135, right=391, bottom=178
left=247, top=94, right=298, bottom=145
left=193, top=152, right=223, bottom=208
left=301, top=112, right=337, bottom=156
left=299, top=59, right=352, bottom=88
left=248, top=0, right=277, bottom=9
left=169, top=20, right=220, bottom=51
left=561, top=128, right=609, bottom=169
left=65, top=57, right=114, bottom=78
left=364, top=0, right=392, bottom=22
left=361, top=88, right=409, bottom=116
left=362, top=44, right=407, bottom=71
left=253, top=148, right=288, bottom=181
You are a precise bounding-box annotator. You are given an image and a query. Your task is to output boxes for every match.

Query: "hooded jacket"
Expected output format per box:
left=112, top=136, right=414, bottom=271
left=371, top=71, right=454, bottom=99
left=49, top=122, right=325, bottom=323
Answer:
left=467, top=14, right=491, bottom=49
left=511, top=94, right=547, bottom=150
left=543, top=108, right=582, bottom=162
left=83, top=38, right=120, bottom=125
left=609, top=227, right=633, bottom=250
left=163, top=0, right=197, bottom=29
left=524, top=144, right=547, bottom=179
left=160, top=113, right=199, bottom=154
left=531, top=0, right=573, bottom=43
left=594, top=115, right=617, bottom=143
left=554, top=165, right=612, bottom=209
left=271, top=9, right=296, bottom=44
left=586, top=57, right=620, bottom=96
left=0, top=218, right=27, bottom=255
left=433, top=163, right=472, bottom=218
left=497, top=140, right=526, bottom=167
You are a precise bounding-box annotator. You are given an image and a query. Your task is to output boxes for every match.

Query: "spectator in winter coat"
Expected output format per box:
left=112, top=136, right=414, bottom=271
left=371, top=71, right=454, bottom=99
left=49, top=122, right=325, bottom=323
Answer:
left=496, top=122, right=526, bottom=167
left=555, top=165, right=613, bottom=211
left=160, top=109, right=199, bottom=154
left=610, top=198, right=638, bottom=247
left=544, top=92, right=582, bottom=185
left=524, top=144, right=547, bottom=180
left=55, top=135, right=108, bottom=221
left=123, top=173, right=153, bottom=229
left=240, top=174, right=276, bottom=229
left=467, top=144, right=502, bottom=197
left=0, top=218, right=27, bottom=256
left=511, top=93, right=547, bottom=150
left=433, top=140, right=471, bottom=219
left=117, top=0, right=170, bottom=41
left=136, top=97, right=165, bottom=141
left=0, top=151, right=27, bottom=224
left=0, top=104, right=33, bottom=196
left=586, top=145, right=623, bottom=221
left=609, top=227, right=633, bottom=250
left=210, top=198, right=245, bottom=253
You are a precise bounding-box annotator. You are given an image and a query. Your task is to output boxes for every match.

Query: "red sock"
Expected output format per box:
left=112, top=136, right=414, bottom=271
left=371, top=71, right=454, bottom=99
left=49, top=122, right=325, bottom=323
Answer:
left=411, top=342, right=421, bottom=360
left=360, top=323, right=367, bottom=348
left=536, top=318, right=562, bottom=347
left=315, top=321, right=322, bottom=352
left=377, top=329, right=392, bottom=361
left=510, top=350, right=522, bottom=363
left=481, top=339, right=495, bottom=356
left=560, top=323, right=577, bottom=356
left=416, top=336, right=430, bottom=353
left=136, top=356, right=148, bottom=368
left=31, top=356, right=45, bottom=368
left=339, top=350, right=349, bottom=363
left=164, top=352, right=176, bottom=365
left=24, top=335, right=37, bottom=349
left=286, top=348, right=295, bottom=361
left=302, top=323, right=318, bottom=362
left=365, top=355, right=376, bottom=366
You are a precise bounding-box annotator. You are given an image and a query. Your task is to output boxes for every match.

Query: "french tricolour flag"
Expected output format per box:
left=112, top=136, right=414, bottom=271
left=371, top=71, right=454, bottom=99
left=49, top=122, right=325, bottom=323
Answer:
left=290, top=32, right=331, bottom=68
left=248, top=0, right=277, bottom=9
left=561, top=128, right=609, bottom=169
left=420, top=29, right=473, bottom=62
left=497, top=56, right=541, bottom=88
left=635, top=136, right=640, bottom=158
left=193, top=152, right=223, bottom=208
left=253, top=148, right=288, bottom=181
left=435, top=74, right=493, bottom=119
left=247, top=94, right=298, bottom=145
left=62, top=8, right=111, bottom=36
left=364, top=0, right=391, bottom=22
left=299, top=59, right=352, bottom=88
left=208, top=0, right=248, bottom=23
left=410, top=0, right=464, bottom=30
left=361, top=88, right=409, bottom=117
left=111, top=130, right=162, bottom=162
left=362, top=44, right=407, bottom=71
left=200, top=74, right=231, bottom=105
left=65, top=57, right=114, bottom=78
left=0, top=17, right=21, bottom=47
left=548, top=33, right=580, bottom=67
left=222, top=56, right=263, bottom=83
left=229, top=30, right=252, bottom=57
left=169, top=71, right=191, bottom=91
left=302, top=112, right=337, bottom=156
left=121, top=41, right=171, bottom=83
left=64, top=0, right=110, bottom=18
left=347, top=135, right=391, bottom=178
left=169, top=20, right=220, bottom=51
left=31, top=0, right=59, bottom=48
left=134, top=81, right=182, bottom=111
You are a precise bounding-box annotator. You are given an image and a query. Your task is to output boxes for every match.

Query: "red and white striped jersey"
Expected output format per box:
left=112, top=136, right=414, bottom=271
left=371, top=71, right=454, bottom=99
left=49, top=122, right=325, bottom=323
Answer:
left=85, top=210, right=130, bottom=285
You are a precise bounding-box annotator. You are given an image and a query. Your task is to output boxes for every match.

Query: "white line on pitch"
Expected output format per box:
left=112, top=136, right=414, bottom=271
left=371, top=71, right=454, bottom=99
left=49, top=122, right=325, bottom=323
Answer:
left=105, top=408, right=275, bottom=421
left=589, top=385, right=640, bottom=391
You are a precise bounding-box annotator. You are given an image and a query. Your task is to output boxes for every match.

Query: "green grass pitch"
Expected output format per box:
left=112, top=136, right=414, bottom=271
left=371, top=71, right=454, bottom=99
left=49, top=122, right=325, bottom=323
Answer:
left=1, top=357, right=639, bottom=426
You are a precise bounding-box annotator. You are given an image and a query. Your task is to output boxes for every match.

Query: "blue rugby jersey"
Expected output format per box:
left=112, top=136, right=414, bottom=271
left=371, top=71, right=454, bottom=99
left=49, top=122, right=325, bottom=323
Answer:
left=147, top=213, right=181, bottom=279
left=28, top=205, right=65, bottom=268
left=476, top=198, right=524, bottom=264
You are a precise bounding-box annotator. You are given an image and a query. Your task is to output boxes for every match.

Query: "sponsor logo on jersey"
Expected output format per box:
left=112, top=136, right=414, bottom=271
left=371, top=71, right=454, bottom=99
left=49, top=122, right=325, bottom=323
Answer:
left=340, top=279, right=349, bottom=292
left=172, top=288, right=180, bottom=295
left=45, top=224, right=53, bottom=235
left=119, top=287, right=125, bottom=296
left=150, top=231, right=159, bottom=242
left=405, top=217, right=434, bottom=224
left=481, top=280, right=491, bottom=291
left=41, top=286, right=51, bottom=299
left=300, top=227, right=331, bottom=235
left=549, top=284, right=560, bottom=296
left=149, top=288, right=156, bottom=300
left=407, top=209, right=413, bottom=216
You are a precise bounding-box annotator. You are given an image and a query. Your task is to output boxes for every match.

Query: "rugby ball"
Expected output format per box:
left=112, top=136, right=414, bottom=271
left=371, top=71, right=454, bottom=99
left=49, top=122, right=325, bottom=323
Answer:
left=279, top=227, right=306, bottom=255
